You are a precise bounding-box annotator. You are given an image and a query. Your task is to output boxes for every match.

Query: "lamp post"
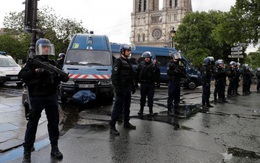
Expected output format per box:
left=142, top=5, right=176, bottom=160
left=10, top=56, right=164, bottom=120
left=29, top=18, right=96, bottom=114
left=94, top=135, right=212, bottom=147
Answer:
left=170, top=27, right=176, bottom=48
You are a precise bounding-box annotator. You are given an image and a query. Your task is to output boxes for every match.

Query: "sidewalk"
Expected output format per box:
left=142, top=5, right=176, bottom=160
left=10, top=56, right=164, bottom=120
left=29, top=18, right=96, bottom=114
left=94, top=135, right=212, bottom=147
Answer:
left=0, top=93, right=49, bottom=153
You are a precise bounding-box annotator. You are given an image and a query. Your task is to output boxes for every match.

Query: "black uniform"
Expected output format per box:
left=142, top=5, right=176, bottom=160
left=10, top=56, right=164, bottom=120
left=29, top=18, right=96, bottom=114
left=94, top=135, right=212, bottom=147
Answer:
left=234, top=67, right=241, bottom=95
left=167, top=60, right=186, bottom=114
left=110, top=56, right=135, bottom=126
left=137, top=60, right=160, bottom=115
left=241, top=68, right=252, bottom=95
left=227, top=66, right=236, bottom=97
left=214, top=66, right=227, bottom=103
left=18, top=55, right=69, bottom=151
left=256, top=70, right=260, bottom=92
left=200, top=64, right=213, bottom=107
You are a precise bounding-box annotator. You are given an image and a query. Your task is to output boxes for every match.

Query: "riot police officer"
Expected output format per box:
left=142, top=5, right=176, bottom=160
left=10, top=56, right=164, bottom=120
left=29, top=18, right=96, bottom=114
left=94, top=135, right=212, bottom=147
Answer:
left=241, top=64, right=251, bottom=95
left=167, top=52, right=186, bottom=116
left=227, top=61, right=237, bottom=97
left=18, top=38, right=69, bottom=163
left=234, top=62, right=241, bottom=95
left=256, top=67, right=260, bottom=93
left=214, top=59, right=227, bottom=103
left=110, top=44, right=136, bottom=136
left=56, top=53, right=65, bottom=68
left=136, top=51, right=160, bottom=116
left=200, top=56, right=214, bottom=108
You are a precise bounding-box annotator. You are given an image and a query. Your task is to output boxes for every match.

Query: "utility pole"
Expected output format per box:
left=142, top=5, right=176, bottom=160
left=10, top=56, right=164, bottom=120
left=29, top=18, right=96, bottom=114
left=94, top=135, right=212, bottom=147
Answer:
left=24, top=0, right=42, bottom=58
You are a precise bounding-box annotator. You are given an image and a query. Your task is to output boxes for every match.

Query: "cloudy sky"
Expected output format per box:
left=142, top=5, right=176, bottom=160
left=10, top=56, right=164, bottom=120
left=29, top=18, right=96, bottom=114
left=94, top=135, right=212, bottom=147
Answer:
left=0, top=0, right=236, bottom=42
left=3, top=0, right=257, bottom=52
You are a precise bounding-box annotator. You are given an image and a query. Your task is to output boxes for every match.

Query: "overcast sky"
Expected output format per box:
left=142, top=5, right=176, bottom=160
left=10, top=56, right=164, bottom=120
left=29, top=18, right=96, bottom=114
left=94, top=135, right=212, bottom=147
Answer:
left=1, top=0, right=257, bottom=52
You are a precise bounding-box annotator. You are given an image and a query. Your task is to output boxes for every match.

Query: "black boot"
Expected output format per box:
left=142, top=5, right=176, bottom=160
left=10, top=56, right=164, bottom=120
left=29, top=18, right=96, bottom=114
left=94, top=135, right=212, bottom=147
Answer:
left=110, top=125, right=120, bottom=135
left=22, top=149, right=31, bottom=163
left=167, top=108, right=174, bottom=116
left=51, top=145, right=63, bottom=160
left=149, top=107, right=154, bottom=116
left=124, top=121, right=136, bottom=129
left=138, top=106, right=144, bottom=115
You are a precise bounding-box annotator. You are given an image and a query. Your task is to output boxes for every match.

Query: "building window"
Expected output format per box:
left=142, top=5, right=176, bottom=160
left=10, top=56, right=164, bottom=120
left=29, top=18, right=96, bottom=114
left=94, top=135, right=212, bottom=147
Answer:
left=175, top=0, right=178, bottom=8
left=170, top=0, right=172, bottom=9
left=138, top=34, right=141, bottom=42
left=142, top=34, right=145, bottom=42
left=144, top=0, right=147, bottom=12
left=138, top=0, right=142, bottom=12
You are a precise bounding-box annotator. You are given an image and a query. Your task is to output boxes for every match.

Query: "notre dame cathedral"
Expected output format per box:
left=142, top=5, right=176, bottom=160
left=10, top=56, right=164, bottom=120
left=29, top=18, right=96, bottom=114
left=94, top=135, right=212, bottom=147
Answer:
left=130, top=0, right=192, bottom=47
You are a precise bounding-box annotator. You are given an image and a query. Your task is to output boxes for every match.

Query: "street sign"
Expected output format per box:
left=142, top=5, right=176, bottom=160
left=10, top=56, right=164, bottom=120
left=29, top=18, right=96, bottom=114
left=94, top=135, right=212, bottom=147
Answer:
left=231, top=51, right=242, bottom=55
left=228, top=55, right=243, bottom=58
left=231, top=46, right=242, bottom=51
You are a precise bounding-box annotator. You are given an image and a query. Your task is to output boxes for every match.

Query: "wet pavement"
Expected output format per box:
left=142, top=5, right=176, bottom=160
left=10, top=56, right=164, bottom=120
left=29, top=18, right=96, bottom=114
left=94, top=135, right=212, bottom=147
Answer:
left=0, top=83, right=260, bottom=162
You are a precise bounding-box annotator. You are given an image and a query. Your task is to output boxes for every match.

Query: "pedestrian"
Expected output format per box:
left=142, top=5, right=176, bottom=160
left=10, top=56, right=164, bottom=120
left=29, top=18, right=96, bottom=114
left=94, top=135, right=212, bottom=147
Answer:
left=167, top=52, right=186, bottom=116
left=56, top=53, right=65, bottom=68
left=110, top=44, right=136, bottom=136
left=200, top=56, right=214, bottom=108
left=18, top=38, right=69, bottom=163
left=256, top=67, right=260, bottom=93
left=227, top=61, right=237, bottom=97
left=136, top=51, right=160, bottom=116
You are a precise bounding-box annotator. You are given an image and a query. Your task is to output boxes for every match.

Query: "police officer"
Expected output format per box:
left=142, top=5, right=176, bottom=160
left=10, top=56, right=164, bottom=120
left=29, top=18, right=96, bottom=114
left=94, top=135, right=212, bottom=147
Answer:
left=241, top=64, right=251, bottom=95
left=110, top=44, right=136, bottom=135
left=56, top=53, right=65, bottom=68
left=227, top=61, right=237, bottom=97
left=234, top=62, right=241, bottom=95
left=256, top=67, right=260, bottom=93
left=200, top=56, right=214, bottom=108
left=136, top=51, right=160, bottom=116
left=214, top=59, right=227, bottom=103
left=18, top=38, right=69, bottom=163
left=167, top=52, right=186, bottom=116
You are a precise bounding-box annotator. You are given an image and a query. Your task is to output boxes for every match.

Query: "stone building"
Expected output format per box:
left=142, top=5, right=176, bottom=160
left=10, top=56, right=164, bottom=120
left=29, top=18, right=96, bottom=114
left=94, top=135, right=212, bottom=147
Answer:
left=130, top=0, right=192, bottom=47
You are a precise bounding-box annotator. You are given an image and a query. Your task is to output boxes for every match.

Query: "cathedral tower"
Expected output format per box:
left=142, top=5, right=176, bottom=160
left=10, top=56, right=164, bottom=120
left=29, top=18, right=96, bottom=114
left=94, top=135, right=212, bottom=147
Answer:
left=130, top=0, right=192, bottom=47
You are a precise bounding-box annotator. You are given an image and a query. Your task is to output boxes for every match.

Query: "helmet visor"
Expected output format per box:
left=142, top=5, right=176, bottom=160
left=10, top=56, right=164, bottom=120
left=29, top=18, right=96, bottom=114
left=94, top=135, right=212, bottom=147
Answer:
left=37, top=44, right=55, bottom=55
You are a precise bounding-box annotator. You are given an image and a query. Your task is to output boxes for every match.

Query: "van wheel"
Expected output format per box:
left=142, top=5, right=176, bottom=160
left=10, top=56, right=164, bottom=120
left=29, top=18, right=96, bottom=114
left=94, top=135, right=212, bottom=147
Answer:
left=186, top=80, right=197, bottom=90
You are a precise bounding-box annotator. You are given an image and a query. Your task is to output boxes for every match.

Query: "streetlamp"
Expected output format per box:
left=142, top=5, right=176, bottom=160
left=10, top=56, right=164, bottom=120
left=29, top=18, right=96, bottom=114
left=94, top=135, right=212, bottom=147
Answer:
left=170, top=27, right=176, bottom=48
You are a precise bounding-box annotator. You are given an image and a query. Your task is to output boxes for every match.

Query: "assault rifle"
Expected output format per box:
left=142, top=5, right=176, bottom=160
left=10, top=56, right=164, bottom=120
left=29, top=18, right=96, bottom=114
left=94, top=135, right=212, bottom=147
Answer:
left=29, top=57, right=69, bottom=82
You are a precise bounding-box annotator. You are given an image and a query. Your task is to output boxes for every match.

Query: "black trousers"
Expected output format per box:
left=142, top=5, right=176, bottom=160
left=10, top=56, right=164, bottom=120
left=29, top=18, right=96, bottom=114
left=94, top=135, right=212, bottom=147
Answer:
left=23, top=94, right=60, bottom=149
left=140, top=83, right=155, bottom=108
left=202, top=83, right=210, bottom=105
left=110, top=87, right=131, bottom=126
left=167, top=81, right=180, bottom=110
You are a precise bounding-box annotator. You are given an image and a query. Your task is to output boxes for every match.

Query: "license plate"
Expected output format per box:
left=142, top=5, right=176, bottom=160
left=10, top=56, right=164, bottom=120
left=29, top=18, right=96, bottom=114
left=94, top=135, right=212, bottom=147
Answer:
left=78, top=84, right=94, bottom=88
left=10, top=76, right=18, bottom=80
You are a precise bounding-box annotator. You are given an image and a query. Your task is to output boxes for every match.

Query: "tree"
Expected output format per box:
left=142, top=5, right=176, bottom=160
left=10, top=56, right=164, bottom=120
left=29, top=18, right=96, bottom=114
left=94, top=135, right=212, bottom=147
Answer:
left=3, top=6, right=88, bottom=61
left=175, top=11, right=228, bottom=67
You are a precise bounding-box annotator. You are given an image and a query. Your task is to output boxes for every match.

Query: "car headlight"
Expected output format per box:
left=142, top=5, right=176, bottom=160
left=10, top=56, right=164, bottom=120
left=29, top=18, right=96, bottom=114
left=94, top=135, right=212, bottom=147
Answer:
left=61, top=80, right=75, bottom=85
left=98, top=80, right=112, bottom=85
left=0, top=71, right=5, bottom=76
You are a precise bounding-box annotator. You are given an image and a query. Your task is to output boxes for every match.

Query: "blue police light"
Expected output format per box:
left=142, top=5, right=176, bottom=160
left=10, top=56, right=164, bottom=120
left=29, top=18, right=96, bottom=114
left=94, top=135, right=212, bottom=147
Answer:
left=0, top=51, right=7, bottom=55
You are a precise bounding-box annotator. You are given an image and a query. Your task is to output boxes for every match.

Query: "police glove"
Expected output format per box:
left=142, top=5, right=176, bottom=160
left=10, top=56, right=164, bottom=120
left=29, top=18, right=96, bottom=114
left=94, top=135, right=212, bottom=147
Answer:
left=36, top=68, right=45, bottom=73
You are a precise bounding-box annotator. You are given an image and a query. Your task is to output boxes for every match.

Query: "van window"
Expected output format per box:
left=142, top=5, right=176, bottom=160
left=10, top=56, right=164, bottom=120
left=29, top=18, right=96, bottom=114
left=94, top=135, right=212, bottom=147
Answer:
left=65, top=50, right=112, bottom=66
left=156, top=56, right=171, bottom=66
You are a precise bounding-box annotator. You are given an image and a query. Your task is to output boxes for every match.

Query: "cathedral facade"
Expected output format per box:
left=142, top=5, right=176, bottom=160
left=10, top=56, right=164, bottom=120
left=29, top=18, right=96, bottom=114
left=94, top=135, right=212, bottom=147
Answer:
left=130, top=0, right=192, bottom=47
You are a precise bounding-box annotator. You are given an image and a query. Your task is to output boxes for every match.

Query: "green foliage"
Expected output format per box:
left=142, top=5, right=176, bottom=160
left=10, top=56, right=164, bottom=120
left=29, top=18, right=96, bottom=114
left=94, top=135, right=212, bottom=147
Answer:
left=3, top=6, right=88, bottom=61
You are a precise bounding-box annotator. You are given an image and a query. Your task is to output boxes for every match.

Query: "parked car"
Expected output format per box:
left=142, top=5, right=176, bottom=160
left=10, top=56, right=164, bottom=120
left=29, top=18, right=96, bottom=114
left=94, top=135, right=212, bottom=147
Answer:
left=0, top=51, right=23, bottom=86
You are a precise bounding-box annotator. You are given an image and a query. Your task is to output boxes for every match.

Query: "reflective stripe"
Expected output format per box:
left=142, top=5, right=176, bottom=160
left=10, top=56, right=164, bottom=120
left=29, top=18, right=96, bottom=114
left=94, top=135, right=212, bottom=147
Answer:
left=69, top=74, right=110, bottom=79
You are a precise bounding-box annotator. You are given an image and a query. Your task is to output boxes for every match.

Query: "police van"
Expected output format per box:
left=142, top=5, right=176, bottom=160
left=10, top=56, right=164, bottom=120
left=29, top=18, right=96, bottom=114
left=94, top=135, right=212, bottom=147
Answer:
left=60, top=33, right=114, bottom=102
left=111, top=43, right=201, bottom=90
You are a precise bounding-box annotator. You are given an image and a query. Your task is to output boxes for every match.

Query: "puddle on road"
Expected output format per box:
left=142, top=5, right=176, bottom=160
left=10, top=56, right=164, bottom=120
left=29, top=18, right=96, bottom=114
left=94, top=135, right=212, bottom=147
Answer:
left=132, top=104, right=200, bottom=130
left=227, top=147, right=260, bottom=159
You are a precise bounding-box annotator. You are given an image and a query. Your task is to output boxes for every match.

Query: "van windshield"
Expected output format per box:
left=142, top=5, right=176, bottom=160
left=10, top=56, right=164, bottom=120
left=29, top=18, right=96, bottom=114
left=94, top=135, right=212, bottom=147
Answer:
left=65, top=50, right=112, bottom=66
left=0, top=57, right=19, bottom=67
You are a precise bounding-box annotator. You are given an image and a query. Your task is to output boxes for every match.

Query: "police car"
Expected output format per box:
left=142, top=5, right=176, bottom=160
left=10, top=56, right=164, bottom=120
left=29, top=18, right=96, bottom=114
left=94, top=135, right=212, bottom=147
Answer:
left=0, top=51, right=23, bottom=86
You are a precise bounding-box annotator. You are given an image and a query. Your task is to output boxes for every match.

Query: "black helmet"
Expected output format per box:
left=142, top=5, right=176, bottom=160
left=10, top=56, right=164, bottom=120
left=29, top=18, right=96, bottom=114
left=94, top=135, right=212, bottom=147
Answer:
left=120, top=44, right=132, bottom=54
left=35, top=38, right=55, bottom=55
left=59, top=53, right=65, bottom=58
left=141, top=51, right=152, bottom=58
